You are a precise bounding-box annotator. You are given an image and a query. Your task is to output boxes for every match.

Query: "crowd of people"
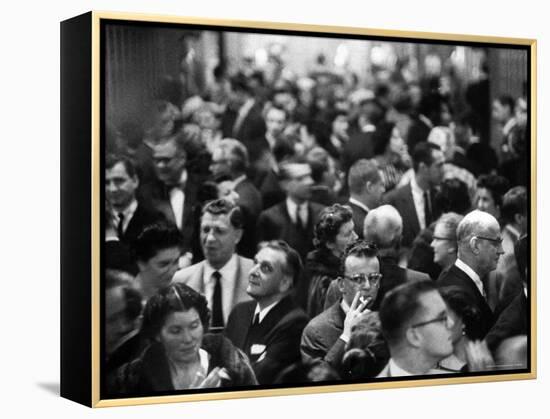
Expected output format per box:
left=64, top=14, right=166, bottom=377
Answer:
left=104, top=50, right=530, bottom=397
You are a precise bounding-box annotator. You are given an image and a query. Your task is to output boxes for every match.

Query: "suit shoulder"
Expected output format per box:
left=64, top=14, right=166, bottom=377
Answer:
left=406, top=268, right=431, bottom=282
left=172, top=261, right=202, bottom=283
left=384, top=183, right=409, bottom=202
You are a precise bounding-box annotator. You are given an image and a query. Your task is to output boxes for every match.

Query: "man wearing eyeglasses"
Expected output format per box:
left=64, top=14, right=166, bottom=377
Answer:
left=300, top=241, right=381, bottom=369
left=139, top=134, right=200, bottom=259
left=437, top=210, right=502, bottom=339
left=225, top=241, right=309, bottom=384
left=378, top=281, right=455, bottom=377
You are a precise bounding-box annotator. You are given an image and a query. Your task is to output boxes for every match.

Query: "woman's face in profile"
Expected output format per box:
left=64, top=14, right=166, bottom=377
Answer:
left=389, top=127, right=406, bottom=155
left=159, top=309, right=204, bottom=364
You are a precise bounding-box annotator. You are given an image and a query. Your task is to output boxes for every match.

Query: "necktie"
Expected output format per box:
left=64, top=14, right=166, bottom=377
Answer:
left=211, top=271, right=224, bottom=328
left=252, top=312, right=260, bottom=327
left=295, top=205, right=306, bottom=230
left=424, top=190, right=433, bottom=226
left=117, top=212, right=125, bottom=238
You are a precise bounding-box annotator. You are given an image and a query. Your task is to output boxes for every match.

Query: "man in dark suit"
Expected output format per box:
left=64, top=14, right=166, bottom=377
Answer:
left=437, top=210, right=504, bottom=339
left=210, top=138, right=263, bottom=258
left=138, top=134, right=199, bottom=257
left=225, top=241, right=309, bottom=384
left=301, top=241, right=381, bottom=370
left=257, top=158, right=324, bottom=261
left=221, top=73, right=266, bottom=146
left=347, top=159, right=386, bottom=238
left=105, top=155, right=165, bottom=246
left=485, top=235, right=528, bottom=353
left=341, top=93, right=385, bottom=173
left=172, top=199, right=253, bottom=328
left=383, top=142, right=445, bottom=249
left=324, top=205, right=430, bottom=310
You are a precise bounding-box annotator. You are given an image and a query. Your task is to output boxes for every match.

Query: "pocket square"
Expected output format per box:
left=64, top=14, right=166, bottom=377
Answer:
left=250, top=344, right=266, bottom=355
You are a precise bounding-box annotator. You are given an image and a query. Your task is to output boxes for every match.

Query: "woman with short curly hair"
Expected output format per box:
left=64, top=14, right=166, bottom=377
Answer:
left=305, top=204, right=358, bottom=317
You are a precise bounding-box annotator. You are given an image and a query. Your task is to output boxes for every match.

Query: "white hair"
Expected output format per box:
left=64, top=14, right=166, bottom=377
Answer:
left=363, top=205, right=403, bottom=249
left=456, top=210, right=500, bottom=245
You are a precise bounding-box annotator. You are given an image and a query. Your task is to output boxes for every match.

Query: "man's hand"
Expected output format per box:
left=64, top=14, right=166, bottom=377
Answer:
left=341, top=292, right=371, bottom=342
left=198, top=367, right=231, bottom=388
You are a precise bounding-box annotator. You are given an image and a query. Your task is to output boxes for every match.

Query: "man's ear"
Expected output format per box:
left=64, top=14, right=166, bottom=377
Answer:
left=137, top=260, right=146, bottom=272
left=365, top=180, right=373, bottom=193
left=337, top=276, right=345, bottom=293
left=469, top=236, right=480, bottom=255
left=405, top=326, right=422, bottom=348
left=234, top=228, right=243, bottom=245
left=279, top=274, right=292, bottom=294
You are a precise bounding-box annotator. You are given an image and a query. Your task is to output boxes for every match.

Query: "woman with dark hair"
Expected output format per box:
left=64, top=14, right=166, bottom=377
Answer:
left=305, top=204, right=358, bottom=317
left=372, top=121, right=411, bottom=192
left=109, top=283, right=256, bottom=396
left=437, top=286, right=485, bottom=372
left=474, top=174, right=510, bottom=221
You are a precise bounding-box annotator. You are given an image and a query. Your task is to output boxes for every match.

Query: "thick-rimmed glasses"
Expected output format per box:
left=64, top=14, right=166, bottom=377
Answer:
left=343, top=272, right=382, bottom=287
left=410, top=313, right=453, bottom=329
left=474, top=235, right=503, bottom=246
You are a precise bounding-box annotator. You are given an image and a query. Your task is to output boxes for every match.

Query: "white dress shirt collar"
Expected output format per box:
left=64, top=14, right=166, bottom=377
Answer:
left=455, top=258, right=485, bottom=297
left=503, top=117, right=517, bottom=136
left=388, top=358, right=415, bottom=377
left=410, top=177, right=427, bottom=230
left=254, top=299, right=281, bottom=324
left=348, top=197, right=370, bottom=213
left=286, top=198, right=308, bottom=225
left=112, top=198, right=138, bottom=233
left=231, top=174, right=247, bottom=189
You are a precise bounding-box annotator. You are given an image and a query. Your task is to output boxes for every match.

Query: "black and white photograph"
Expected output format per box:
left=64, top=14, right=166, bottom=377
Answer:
left=99, top=16, right=533, bottom=402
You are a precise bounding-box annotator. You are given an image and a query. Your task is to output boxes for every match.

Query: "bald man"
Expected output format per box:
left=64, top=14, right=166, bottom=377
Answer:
left=324, top=205, right=430, bottom=310
left=437, top=210, right=502, bottom=338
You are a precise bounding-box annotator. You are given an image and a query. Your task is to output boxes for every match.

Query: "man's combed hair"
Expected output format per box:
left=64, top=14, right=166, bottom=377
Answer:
left=339, top=240, right=379, bottom=276
left=140, top=283, right=210, bottom=341
left=348, top=159, right=380, bottom=195
left=259, top=240, right=303, bottom=287
left=379, top=281, right=436, bottom=346
left=105, top=154, right=137, bottom=178
left=501, top=186, right=527, bottom=225
left=133, top=221, right=182, bottom=262
left=202, top=198, right=244, bottom=229
left=411, top=142, right=441, bottom=173
left=218, top=138, right=250, bottom=174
